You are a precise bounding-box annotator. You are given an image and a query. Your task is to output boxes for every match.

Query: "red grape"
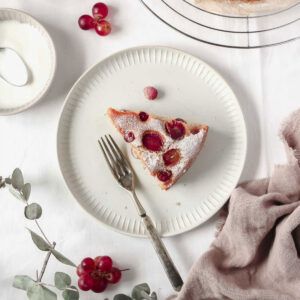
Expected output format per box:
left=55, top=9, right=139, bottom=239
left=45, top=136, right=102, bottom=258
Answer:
left=92, top=277, right=107, bottom=293
left=78, top=274, right=94, bottom=291
left=95, top=20, right=111, bottom=36
left=165, top=120, right=186, bottom=140
left=106, top=267, right=122, bottom=284
left=94, top=256, right=102, bottom=267
left=139, top=111, right=149, bottom=122
left=78, top=15, right=95, bottom=30
left=124, top=131, right=135, bottom=143
left=191, top=127, right=200, bottom=135
left=157, top=170, right=172, bottom=182
left=81, top=257, right=95, bottom=271
left=92, top=3, right=109, bottom=19
left=144, top=86, right=158, bottom=100
left=96, top=256, right=113, bottom=272
left=76, top=264, right=86, bottom=276
left=163, top=149, right=181, bottom=166
left=142, top=132, right=164, bottom=152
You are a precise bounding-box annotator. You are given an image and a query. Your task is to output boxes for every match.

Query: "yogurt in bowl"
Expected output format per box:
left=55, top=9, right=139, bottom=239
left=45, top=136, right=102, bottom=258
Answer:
left=0, top=8, right=56, bottom=115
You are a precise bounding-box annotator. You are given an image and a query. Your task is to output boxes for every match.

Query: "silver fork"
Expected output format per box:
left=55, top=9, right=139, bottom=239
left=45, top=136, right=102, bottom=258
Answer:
left=98, top=135, right=183, bottom=292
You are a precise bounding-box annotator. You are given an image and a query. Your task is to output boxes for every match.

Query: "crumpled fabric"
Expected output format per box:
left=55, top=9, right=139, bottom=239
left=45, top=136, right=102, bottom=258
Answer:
left=176, top=109, right=300, bottom=300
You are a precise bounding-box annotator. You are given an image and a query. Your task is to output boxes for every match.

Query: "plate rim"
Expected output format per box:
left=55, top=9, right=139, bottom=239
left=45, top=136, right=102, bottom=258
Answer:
left=57, top=45, right=247, bottom=238
left=0, top=7, right=57, bottom=116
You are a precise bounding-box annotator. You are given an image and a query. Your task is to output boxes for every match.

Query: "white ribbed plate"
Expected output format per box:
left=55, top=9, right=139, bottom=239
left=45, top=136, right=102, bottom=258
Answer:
left=57, top=46, right=247, bottom=237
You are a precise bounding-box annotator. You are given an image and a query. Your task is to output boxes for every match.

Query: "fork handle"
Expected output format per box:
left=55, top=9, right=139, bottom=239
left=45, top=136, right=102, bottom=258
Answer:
left=141, top=214, right=183, bottom=292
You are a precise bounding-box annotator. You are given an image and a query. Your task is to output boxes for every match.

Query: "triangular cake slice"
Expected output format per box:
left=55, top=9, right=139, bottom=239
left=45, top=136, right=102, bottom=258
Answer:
left=108, top=108, right=209, bottom=190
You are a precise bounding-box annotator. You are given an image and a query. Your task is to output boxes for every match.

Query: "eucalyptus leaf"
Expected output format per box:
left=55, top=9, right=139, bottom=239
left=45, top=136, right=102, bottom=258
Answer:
left=27, top=283, right=57, bottom=300
left=51, top=249, right=76, bottom=267
left=62, top=288, right=79, bottom=300
left=12, top=275, right=35, bottom=290
left=114, top=294, right=132, bottom=300
left=0, top=178, right=5, bottom=188
left=22, top=183, right=31, bottom=200
left=9, top=185, right=26, bottom=203
left=139, top=291, right=152, bottom=300
left=150, top=292, right=157, bottom=300
left=131, top=283, right=150, bottom=300
left=25, top=203, right=42, bottom=220
left=5, top=177, right=12, bottom=184
left=54, top=272, right=71, bottom=290
left=11, top=168, right=24, bottom=190
left=27, top=228, right=51, bottom=251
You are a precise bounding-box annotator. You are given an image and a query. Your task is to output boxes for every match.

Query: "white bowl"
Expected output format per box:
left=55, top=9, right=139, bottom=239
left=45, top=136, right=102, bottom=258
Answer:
left=0, top=8, right=56, bottom=115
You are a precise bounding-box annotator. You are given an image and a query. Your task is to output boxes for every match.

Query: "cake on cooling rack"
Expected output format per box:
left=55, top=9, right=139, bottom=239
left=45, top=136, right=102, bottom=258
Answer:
left=194, top=0, right=298, bottom=15
left=108, top=108, right=209, bottom=190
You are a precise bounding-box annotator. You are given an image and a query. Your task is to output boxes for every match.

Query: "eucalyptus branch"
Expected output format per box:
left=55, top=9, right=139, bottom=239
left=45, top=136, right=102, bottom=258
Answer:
left=38, top=242, right=56, bottom=282
left=6, top=168, right=153, bottom=300
left=34, top=219, right=52, bottom=246
left=40, top=283, right=56, bottom=288
left=5, top=168, right=79, bottom=300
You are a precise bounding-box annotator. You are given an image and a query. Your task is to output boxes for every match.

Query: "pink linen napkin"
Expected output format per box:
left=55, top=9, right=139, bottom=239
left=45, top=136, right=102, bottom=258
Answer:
left=176, top=108, right=300, bottom=300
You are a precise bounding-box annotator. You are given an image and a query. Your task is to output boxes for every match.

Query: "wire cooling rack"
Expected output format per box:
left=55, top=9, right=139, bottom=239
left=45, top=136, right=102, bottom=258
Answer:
left=140, top=0, right=300, bottom=49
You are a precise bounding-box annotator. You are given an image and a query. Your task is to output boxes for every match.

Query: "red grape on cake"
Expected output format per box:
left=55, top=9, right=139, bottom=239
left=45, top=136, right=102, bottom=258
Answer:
left=107, top=108, right=209, bottom=190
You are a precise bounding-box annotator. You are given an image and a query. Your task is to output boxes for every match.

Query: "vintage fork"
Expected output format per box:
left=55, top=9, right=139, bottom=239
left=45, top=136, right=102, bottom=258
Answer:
left=98, top=134, right=183, bottom=292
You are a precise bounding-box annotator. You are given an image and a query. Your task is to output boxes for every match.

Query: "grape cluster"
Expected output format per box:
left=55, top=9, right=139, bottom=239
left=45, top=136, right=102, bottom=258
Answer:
left=77, top=256, right=122, bottom=293
left=78, top=3, right=111, bottom=36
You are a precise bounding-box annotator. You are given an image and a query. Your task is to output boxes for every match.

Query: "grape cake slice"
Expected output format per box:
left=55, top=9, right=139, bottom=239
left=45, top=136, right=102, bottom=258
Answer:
left=108, top=108, right=209, bottom=190
left=194, top=0, right=298, bottom=16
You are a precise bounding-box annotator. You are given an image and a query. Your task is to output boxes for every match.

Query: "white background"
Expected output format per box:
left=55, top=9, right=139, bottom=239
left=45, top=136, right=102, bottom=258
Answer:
left=0, top=1, right=299, bottom=299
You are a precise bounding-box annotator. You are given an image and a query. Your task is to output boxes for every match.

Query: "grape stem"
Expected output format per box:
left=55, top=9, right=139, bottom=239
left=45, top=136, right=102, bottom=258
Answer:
left=38, top=242, right=56, bottom=282
left=119, top=268, right=130, bottom=272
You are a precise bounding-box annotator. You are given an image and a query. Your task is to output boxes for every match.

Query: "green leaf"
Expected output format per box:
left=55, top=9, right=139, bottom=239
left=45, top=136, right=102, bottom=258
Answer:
left=62, top=288, right=79, bottom=300
left=114, top=294, right=132, bottom=300
left=11, top=168, right=24, bottom=190
left=51, top=249, right=76, bottom=267
left=54, top=272, right=71, bottom=290
left=131, top=283, right=151, bottom=300
left=9, top=185, right=26, bottom=203
left=5, top=177, right=12, bottom=184
left=22, top=183, right=31, bottom=200
left=150, top=292, right=157, bottom=300
left=25, top=203, right=42, bottom=220
left=27, top=229, right=51, bottom=251
left=27, top=283, right=57, bottom=300
left=12, top=275, right=35, bottom=290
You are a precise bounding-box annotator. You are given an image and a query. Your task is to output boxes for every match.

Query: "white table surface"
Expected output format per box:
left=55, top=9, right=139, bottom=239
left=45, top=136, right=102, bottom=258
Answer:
left=0, top=1, right=299, bottom=299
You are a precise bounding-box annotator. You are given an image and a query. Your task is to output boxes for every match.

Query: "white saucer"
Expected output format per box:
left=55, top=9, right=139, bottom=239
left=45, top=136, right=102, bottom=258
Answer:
left=0, top=8, right=56, bottom=115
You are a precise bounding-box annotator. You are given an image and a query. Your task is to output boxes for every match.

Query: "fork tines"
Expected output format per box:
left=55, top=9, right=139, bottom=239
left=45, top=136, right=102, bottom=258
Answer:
left=98, top=135, right=130, bottom=179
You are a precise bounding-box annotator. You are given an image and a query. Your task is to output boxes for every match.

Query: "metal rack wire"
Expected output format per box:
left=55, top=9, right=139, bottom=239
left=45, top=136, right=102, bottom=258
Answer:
left=141, top=0, right=300, bottom=49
